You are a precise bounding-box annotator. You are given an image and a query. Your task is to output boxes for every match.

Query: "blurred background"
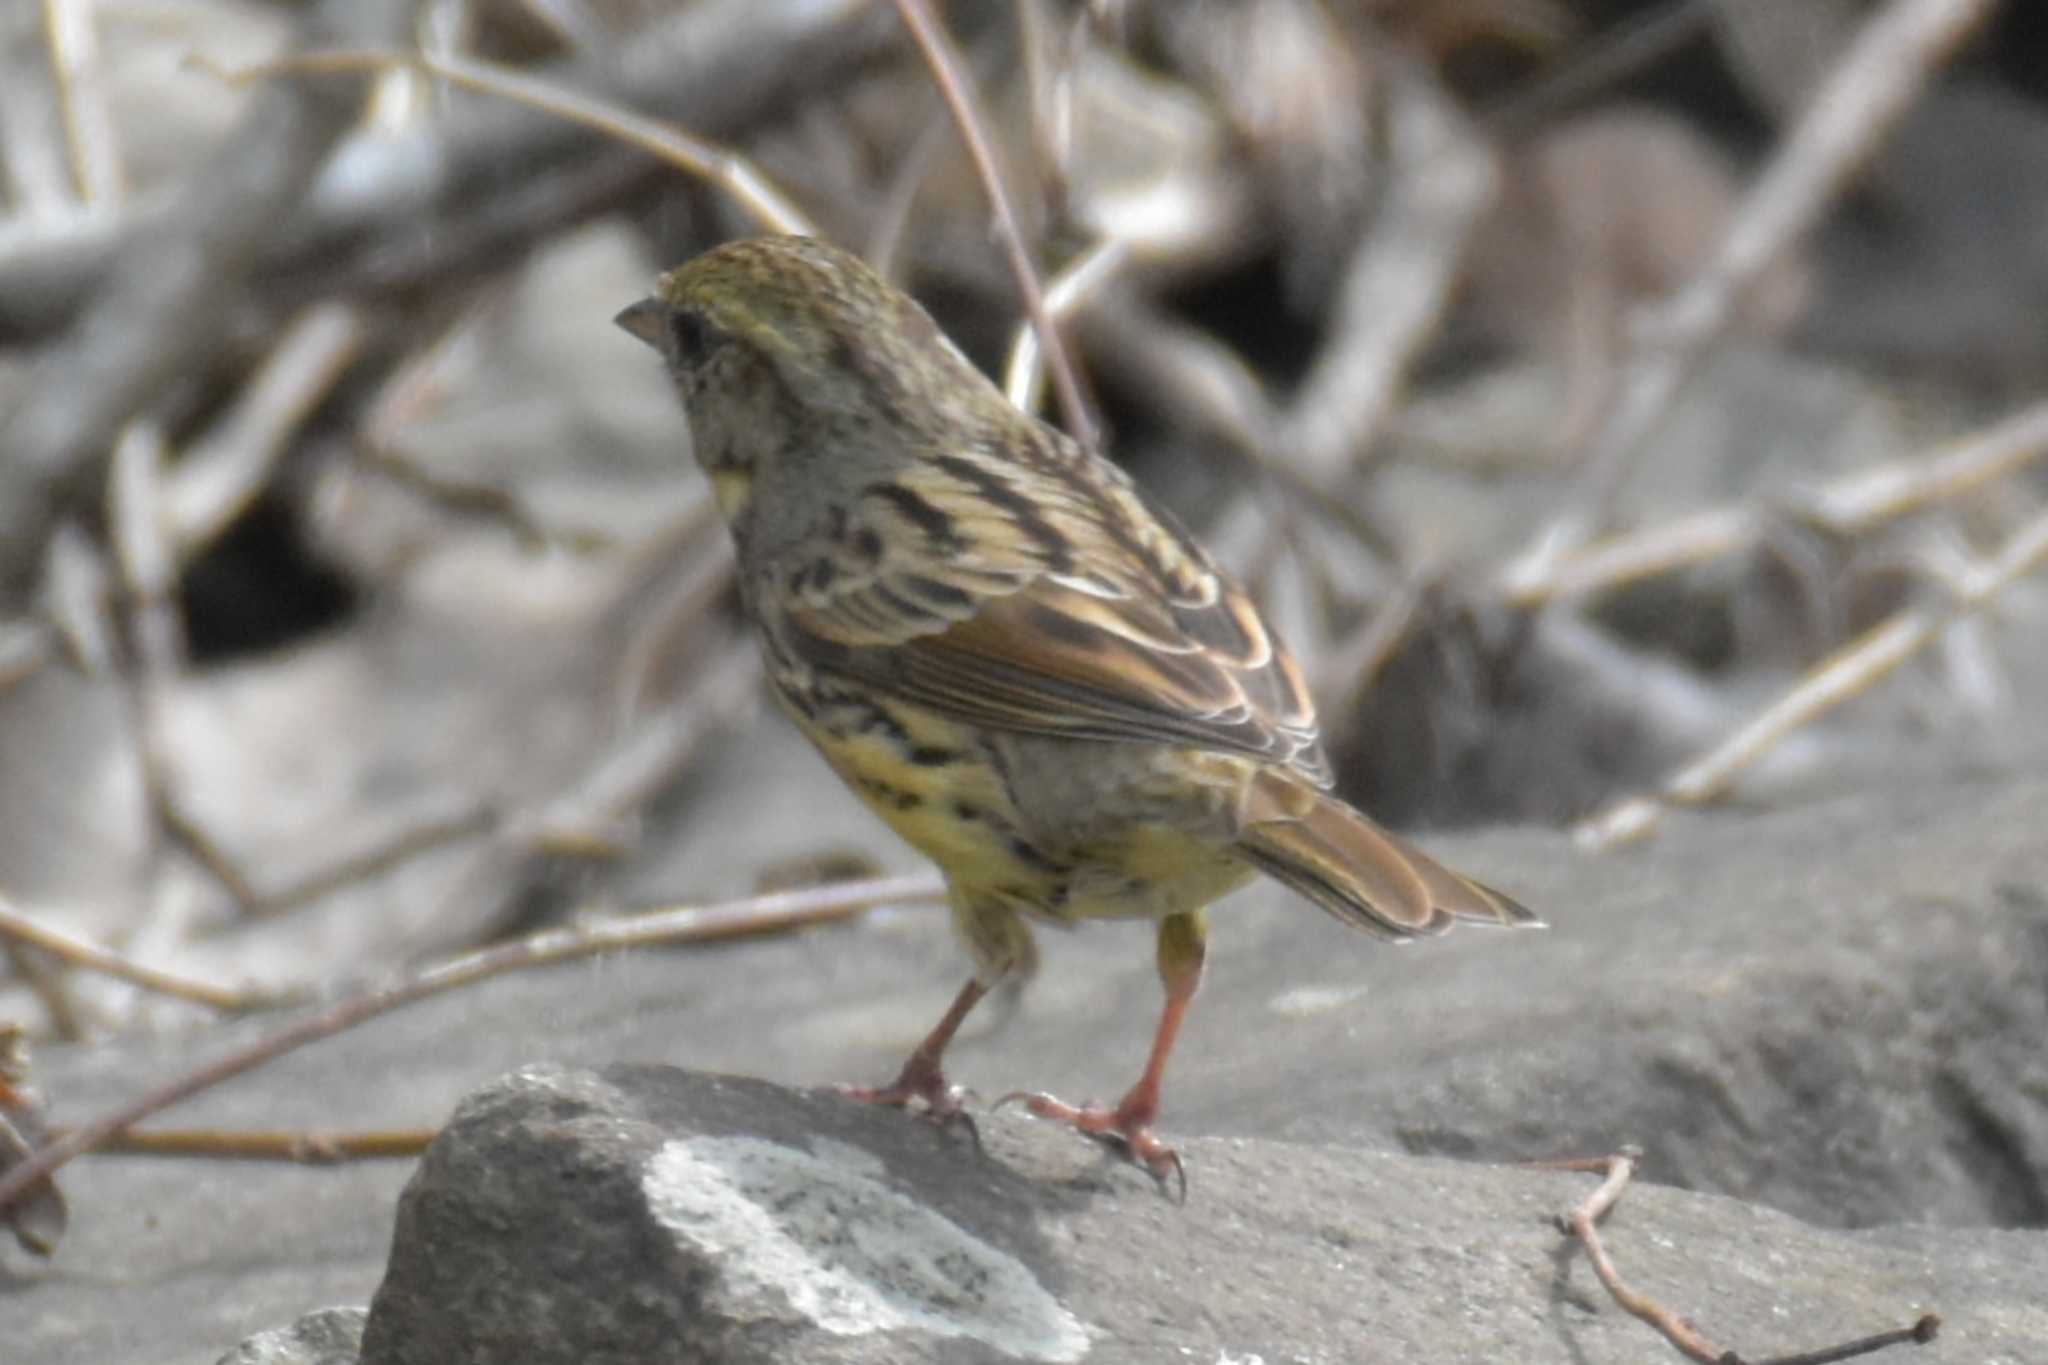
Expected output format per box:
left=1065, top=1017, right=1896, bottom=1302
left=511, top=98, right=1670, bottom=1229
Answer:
left=1, top=0, right=2044, bottom=1046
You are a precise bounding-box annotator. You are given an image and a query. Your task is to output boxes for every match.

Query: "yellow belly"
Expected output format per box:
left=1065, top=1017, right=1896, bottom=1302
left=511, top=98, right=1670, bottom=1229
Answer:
left=791, top=700, right=1253, bottom=925
left=793, top=706, right=1041, bottom=890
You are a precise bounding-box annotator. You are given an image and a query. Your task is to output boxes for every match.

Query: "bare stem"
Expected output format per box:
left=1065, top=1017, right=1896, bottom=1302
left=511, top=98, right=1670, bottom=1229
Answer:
left=1578, top=503, right=2048, bottom=849
left=0, top=872, right=943, bottom=1213
left=72, top=1126, right=437, bottom=1163
left=889, top=0, right=1098, bottom=450
left=1538, top=1150, right=1942, bottom=1365
left=0, top=895, right=260, bottom=1013
left=1506, top=0, right=1999, bottom=591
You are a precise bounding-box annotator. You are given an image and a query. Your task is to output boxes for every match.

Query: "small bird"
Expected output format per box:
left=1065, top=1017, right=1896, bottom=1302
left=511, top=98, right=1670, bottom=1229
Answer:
left=617, top=235, right=1537, bottom=1193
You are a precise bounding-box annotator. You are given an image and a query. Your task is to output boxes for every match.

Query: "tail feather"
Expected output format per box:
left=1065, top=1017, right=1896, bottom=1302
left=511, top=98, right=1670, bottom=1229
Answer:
left=1240, top=774, right=1540, bottom=940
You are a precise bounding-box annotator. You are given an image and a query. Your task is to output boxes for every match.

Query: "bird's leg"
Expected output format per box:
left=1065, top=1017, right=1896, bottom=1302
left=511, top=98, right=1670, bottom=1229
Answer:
left=843, top=894, right=1033, bottom=1124
left=1002, top=909, right=1206, bottom=1198
left=838, top=976, right=990, bottom=1119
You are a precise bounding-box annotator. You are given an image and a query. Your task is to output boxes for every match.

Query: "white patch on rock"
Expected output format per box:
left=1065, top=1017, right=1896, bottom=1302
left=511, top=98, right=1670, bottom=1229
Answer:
left=643, top=1136, right=1091, bottom=1361
left=806, top=1135, right=887, bottom=1179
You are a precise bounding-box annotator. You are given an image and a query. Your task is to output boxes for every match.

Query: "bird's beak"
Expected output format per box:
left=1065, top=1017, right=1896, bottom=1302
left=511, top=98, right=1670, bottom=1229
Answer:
left=614, top=297, right=665, bottom=350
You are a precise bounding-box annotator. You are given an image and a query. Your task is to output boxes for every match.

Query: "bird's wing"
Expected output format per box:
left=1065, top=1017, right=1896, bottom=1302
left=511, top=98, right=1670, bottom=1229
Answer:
left=778, top=440, right=1332, bottom=786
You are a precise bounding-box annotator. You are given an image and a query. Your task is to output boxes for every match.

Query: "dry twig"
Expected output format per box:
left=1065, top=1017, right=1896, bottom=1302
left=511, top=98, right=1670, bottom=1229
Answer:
left=1003, top=236, right=1127, bottom=416
left=165, top=300, right=366, bottom=557
left=204, top=47, right=817, bottom=236
left=0, top=0, right=408, bottom=597
left=1578, top=503, right=2048, bottom=848
left=1502, top=398, right=2048, bottom=607
left=0, top=0, right=897, bottom=336
left=1538, top=1150, right=1941, bottom=1365
left=0, top=872, right=944, bottom=1214
left=1505, top=0, right=1999, bottom=593
left=41, top=0, right=124, bottom=205
left=0, top=893, right=264, bottom=1013
left=1279, top=54, right=1498, bottom=486
left=890, top=0, right=1099, bottom=450
left=76, top=1126, right=436, bottom=1163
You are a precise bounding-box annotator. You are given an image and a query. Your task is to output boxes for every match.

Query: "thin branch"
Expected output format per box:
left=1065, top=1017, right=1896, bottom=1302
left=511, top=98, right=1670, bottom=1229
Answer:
left=0, top=0, right=408, bottom=598
left=1002, top=236, right=1127, bottom=416
left=0, top=617, right=51, bottom=690
left=3, top=939, right=87, bottom=1041
left=252, top=798, right=496, bottom=917
left=42, top=0, right=124, bottom=205
left=889, top=0, right=1099, bottom=450
left=1504, top=0, right=1999, bottom=594
left=1501, top=398, right=2048, bottom=607
left=1577, top=503, right=2048, bottom=849
left=201, top=47, right=816, bottom=235
left=72, top=1126, right=436, bottom=1163
left=164, top=300, right=365, bottom=559
left=0, top=894, right=263, bottom=1013
left=1076, top=287, right=1399, bottom=563
left=1486, top=0, right=1712, bottom=127
left=1538, top=1150, right=1942, bottom=1365
left=109, top=423, right=269, bottom=914
left=0, top=0, right=896, bottom=338
left=1278, top=53, right=1498, bottom=485
left=0, top=872, right=944, bottom=1213
left=1543, top=1150, right=1724, bottom=1362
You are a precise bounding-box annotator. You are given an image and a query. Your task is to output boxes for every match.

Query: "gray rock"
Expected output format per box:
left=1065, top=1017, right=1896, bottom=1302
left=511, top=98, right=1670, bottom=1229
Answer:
left=351, top=1063, right=2042, bottom=1364
left=13, top=722, right=2048, bottom=1363
left=360, top=1066, right=1092, bottom=1365
left=214, top=1308, right=366, bottom=1365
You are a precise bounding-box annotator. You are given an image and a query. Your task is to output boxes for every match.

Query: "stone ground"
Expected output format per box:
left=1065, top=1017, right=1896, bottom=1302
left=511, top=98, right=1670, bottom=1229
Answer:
left=7, top=719, right=2048, bottom=1363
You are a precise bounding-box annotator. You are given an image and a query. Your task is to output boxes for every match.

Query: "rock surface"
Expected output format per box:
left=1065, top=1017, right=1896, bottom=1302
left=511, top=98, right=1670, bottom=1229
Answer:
left=214, top=1308, right=366, bottom=1365
left=10, top=721, right=2048, bottom=1363
left=358, top=1063, right=2037, bottom=1365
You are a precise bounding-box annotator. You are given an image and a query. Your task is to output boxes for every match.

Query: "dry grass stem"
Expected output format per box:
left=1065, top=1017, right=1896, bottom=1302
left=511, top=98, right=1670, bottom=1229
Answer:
left=1078, top=292, right=1396, bottom=564
left=1003, top=236, right=1127, bottom=415
left=0, top=0, right=402, bottom=596
left=41, top=0, right=124, bottom=205
left=889, top=0, right=1099, bottom=451
left=109, top=419, right=180, bottom=671
left=1505, top=0, right=2000, bottom=594
left=1504, top=399, right=2048, bottom=607
left=1487, top=0, right=1708, bottom=126
left=863, top=84, right=953, bottom=280
left=166, top=301, right=365, bottom=556
left=415, top=644, right=763, bottom=950
left=0, top=894, right=259, bottom=1013
left=1280, top=57, right=1497, bottom=484
left=201, top=47, right=817, bottom=236
left=109, top=423, right=271, bottom=914
left=0, top=618, right=51, bottom=689
left=253, top=799, right=497, bottom=918
left=3, top=939, right=87, bottom=1041
left=78, top=1126, right=437, bottom=1162
left=1578, top=504, right=2048, bottom=850
left=1317, top=572, right=1429, bottom=720
left=0, top=871, right=944, bottom=1214
left=1537, top=1149, right=1941, bottom=1364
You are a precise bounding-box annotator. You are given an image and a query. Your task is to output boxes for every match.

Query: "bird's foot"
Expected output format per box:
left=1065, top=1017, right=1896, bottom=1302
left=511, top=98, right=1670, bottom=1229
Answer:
left=996, top=1089, right=1186, bottom=1201
left=837, top=1054, right=978, bottom=1142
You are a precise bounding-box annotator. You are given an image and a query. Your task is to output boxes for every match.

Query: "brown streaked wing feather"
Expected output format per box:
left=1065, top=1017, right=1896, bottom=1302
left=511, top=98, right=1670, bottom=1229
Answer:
left=780, top=443, right=1331, bottom=784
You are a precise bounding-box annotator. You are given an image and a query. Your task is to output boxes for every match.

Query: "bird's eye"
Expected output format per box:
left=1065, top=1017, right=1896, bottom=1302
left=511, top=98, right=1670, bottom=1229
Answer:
left=669, top=310, right=720, bottom=367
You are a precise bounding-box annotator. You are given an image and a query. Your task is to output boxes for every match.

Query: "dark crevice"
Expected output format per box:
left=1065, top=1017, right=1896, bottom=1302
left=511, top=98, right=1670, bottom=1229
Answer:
left=179, top=494, right=359, bottom=663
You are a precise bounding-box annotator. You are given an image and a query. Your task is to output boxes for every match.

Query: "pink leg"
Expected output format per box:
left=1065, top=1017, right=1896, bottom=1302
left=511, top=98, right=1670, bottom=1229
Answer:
left=839, top=976, right=989, bottom=1118
left=1001, top=911, right=1206, bottom=1198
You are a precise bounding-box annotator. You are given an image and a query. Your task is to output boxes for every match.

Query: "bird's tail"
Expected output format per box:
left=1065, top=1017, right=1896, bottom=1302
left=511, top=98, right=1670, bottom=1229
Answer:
left=1238, top=771, right=1541, bottom=940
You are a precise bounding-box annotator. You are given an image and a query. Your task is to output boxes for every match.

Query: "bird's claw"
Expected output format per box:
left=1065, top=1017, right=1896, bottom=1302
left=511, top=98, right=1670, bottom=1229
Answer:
left=993, top=1089, right=1186, bottom=1201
